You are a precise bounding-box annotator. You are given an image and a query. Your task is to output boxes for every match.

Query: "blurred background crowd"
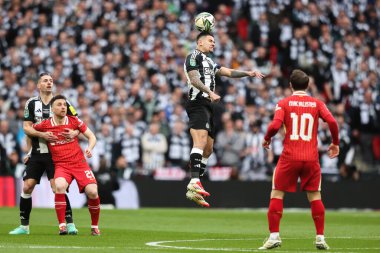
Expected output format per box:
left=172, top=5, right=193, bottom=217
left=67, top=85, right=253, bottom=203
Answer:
left=0, top=0, right=379, bottom=183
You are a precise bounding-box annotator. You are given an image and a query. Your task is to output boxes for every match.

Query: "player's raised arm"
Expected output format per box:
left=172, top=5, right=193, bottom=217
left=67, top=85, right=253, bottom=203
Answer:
left=217, top=67, right=265, bottom=79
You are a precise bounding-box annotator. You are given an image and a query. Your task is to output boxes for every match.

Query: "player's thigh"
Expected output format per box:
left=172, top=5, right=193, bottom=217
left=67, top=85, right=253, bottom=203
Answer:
left=54, top=165, right=74, bottom=188
left=23, top=158, right=47, bottom=184
left=300, top=161, right=321, bottom=192
left=73, top=165, right=97, bottom=193
left=186, top=102, right=212, bottom=133
left=273, top=159, right=303, bottom=192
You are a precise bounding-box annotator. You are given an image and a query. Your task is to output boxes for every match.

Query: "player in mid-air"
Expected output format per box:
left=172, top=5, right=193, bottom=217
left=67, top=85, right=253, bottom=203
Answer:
left=9, top=73, right=78, bottom=235
left=33, top=94, right=101, bottom=236
left=184, top=31, right=264, bottom=207
left=259, top=69, right=339, bottom=250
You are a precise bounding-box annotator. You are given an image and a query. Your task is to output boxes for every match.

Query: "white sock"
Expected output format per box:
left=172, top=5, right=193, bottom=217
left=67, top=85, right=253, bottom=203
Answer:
left=190, top=178, right=200, bottom=183
left=21, top=225, right=29, bottom=230
left=270, top=232, right=280, bottom=240
left=316, top=235, right=325, bottom=241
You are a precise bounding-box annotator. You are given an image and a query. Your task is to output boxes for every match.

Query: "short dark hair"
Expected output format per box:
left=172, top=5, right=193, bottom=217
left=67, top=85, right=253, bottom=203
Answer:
left=196, top=31, right=213, bottom=42
left=289, top=69, right=309, bottom=90
left=39, top=72, right=52, bottom=77
left=51, top=94, right=67, bottom=106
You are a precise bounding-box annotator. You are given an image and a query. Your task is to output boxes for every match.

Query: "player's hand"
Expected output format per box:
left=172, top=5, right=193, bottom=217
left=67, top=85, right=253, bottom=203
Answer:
left=60, top=128, right=79, bottom=141
left=209, top=91, right=221, bottom=102
left=23, top=154, right=31, bottom=164
left=41, top=132, right=58, bottom=142
left=248, top=70, right=265, bottom=79
left=327, top=144, right=339, bottom=158
left=85, top=148, right=92, bottom=158
left=262, top=139, right=271, bottom=149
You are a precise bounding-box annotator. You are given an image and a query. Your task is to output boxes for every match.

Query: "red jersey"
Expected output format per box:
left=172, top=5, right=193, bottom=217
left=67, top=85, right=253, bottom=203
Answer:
left=265, top=91, right=339, bottom=161
left=33, top=115, right=88, bottom=165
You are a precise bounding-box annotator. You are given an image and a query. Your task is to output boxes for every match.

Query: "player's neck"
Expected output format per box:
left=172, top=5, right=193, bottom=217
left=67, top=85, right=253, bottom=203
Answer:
left=40, top=92, right=53, bottom=104
left=292, top=90, right=307, bottom=96
left=53, top=115, right=66, bottom=125
left=196, top=47, right=207, bottom=54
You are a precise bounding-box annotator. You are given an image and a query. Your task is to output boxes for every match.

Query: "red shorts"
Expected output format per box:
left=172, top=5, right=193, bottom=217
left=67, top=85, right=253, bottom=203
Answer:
left=54, top=162, right=97, bottom=193
left=273, top=158, right=321, bottom=192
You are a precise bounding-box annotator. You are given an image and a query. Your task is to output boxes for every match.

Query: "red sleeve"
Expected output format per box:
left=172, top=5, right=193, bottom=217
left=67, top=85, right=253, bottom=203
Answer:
left=319, top=101, right=339, bottom=145
left=74, top=116, right=87, bottom=133
left=32, top=120, right=47, bottom=131
left=264, top=101, right=285, bottom=141
left=264, top=119, right=283, bottom=141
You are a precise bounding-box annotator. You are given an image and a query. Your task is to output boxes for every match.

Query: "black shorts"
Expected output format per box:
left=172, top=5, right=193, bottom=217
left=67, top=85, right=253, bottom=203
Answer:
left=22, top=153, right=55, bottom=183
left=185, top=99, right=215, bottom=139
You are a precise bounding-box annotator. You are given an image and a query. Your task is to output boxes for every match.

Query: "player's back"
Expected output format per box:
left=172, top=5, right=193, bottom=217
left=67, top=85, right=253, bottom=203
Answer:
left=278, top=91, right=326, bottom=161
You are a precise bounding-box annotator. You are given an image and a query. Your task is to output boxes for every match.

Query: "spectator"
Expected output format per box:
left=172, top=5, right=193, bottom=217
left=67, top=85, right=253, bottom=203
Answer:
left=141, top=122, right=168, bottom=175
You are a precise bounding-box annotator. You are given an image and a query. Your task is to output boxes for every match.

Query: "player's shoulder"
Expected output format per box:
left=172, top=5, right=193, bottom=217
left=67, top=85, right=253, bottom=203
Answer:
left=25, top=96, right=39, bottom=106
left=187, top=49, right=202, bottom=60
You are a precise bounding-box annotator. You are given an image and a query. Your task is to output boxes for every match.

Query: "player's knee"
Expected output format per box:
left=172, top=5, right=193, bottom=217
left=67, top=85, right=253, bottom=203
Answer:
left=55, top=184, right=67, bottom=193
left=87, top=190, right=98, bottom=199
left=23, top=182, right=36, bottom=194
left=85, top=185, right=98, bottom=199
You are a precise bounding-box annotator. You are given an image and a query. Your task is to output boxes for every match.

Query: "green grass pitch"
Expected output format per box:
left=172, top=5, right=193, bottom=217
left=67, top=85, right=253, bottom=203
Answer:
left=0, top=207, right=379, bottom=252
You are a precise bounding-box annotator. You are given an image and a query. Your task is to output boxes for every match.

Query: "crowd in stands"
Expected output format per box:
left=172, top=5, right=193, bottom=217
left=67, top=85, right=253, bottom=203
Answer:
left=0, top=0, right=379, bottom=182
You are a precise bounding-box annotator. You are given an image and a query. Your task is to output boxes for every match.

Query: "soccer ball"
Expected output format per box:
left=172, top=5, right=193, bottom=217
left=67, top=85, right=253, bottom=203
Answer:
left=194, top=12, right=215, bottom=32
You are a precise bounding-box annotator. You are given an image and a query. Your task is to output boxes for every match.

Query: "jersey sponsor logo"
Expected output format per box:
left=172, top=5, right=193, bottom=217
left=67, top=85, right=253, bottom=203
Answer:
left=50, top=139, right=74, bottom=146
left=204, top=67, right=212, bottom=75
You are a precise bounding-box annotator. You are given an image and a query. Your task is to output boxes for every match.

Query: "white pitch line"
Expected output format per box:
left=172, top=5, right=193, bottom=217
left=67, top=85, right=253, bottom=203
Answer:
left=146, top=237, right=380, bottom=252
left=0, top=245, right=116, bottom=249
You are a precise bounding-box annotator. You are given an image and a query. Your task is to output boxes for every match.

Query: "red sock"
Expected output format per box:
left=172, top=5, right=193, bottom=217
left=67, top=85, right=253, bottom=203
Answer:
left=88, top=197, right=100, bottom=226
left=268, top=198, right=283, bottom=233
left=55, top=193, right=66, bottom=224
left=311, top=199, right=325, bottom=235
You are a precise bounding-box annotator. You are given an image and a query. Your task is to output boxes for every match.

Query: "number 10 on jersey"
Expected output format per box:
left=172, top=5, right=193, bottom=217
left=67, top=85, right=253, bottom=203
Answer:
left=290, top=113, right=314, bottom=141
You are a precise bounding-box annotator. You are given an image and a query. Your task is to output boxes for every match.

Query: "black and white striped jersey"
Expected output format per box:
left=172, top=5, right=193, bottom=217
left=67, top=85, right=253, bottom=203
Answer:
left=184, top=49, right=221, bottom=101
left=23, top=96, right=77, bottom=155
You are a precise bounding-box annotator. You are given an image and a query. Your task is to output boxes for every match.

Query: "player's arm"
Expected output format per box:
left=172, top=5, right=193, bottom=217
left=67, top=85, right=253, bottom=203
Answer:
left=23, top=135, right=32, bottom=164
left=319, top=102, right=340, bottom=158
left=262, top=119, right=282, bottom=149
left=82, top=128, right=97, bottom=158
left=217, top=67, right=265, bottom=79
left=188, top=70, right=220, bottom=102
left=262, top=103, right=284, bottom=149
left=24, top=121, right=58, bottom=142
